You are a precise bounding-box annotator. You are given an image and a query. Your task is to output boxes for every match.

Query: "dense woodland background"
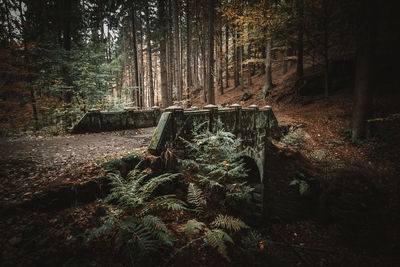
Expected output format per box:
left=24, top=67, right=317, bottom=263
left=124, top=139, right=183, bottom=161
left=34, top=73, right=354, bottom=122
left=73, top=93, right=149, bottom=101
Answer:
left=1, top=0, right=397, bottom=139
left=1, top=0, right=400, bottom=266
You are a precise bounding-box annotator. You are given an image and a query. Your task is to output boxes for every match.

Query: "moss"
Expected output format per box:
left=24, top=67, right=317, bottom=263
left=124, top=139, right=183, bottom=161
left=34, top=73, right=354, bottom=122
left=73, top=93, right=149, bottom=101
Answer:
left=101, top=158, right=123, bottom=171
left=121, top=151, right=142, bottom=162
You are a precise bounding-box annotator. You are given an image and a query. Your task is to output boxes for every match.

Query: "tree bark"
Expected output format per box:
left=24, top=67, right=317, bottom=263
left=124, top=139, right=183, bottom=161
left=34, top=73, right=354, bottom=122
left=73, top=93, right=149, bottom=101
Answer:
left=139, top=16, right=145, bottom=108
left=225, top=24, right=229, bottom=89
left=186, top=0, right=192, bottom=98
left=158, top=0, right=169, bottom=108
left=130, top=5, right=140, bottom=106
left=248, top=44, right=252, bottom=86
left=351, top=0, right=377, bottom=141
left=172, top=0, right=182, bottom=103
left=323, top=15, right=329, bottom=98
left=218, top=24, right=223, bottom=94
left=145, top=2, right=154, bottom=107
left=207, top=0, right=215, bottom=104
left=233, top=31, right=239, bottom=87
left=296, top=0, right=304, bottom=79
left=263, top=37, right=273, bottom=96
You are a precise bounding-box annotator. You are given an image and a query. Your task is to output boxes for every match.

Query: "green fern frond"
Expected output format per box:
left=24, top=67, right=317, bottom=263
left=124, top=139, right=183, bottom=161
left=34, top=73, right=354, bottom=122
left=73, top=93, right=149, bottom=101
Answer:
left=116, top=217, right=159, bottom=264
left=90, top=208, right=123, bottom=237
left=139, top=195, right=187, bottom=216
left=141, top=215, right=173, bottom=246
left=187, top=183, right=206, bottom=214
left=183, top=219, right=205, bottom=236
left=204, top=229, right=234, bottom=261
left=226, top=182, right=254, bottom=202
left=211, top=215, right=249, bottom=232
left=139, top=173, right=180, bottom=199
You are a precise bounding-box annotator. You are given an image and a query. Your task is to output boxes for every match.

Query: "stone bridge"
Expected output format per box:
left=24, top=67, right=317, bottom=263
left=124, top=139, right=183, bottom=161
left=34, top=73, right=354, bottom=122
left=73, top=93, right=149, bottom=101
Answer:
left=72, top=104, right=278, bottom=217
left=148, top=104, right=278, bottom=217
left=71, top=107, right=163, bottom=133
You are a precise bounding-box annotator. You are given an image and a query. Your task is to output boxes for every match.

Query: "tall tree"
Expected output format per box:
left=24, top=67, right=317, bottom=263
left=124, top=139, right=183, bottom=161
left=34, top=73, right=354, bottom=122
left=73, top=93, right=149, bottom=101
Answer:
left=225, top=24, right=229, bottom=89
left=158, top=0, right=169, bottom=107
left=130, top=4, right=140, bottom=107
left=186, top=0, right=192, bottom=98
left=351, top=0, right=377, bottom=140
left=172, top=0, right=182, bottom=102
left=207, top=0, right=215, bottom=104
left=263, top=36, right=273, bottom=96
left=296, top=0, right=304, bottom=79
left=144, top=1, right=154, bottom=107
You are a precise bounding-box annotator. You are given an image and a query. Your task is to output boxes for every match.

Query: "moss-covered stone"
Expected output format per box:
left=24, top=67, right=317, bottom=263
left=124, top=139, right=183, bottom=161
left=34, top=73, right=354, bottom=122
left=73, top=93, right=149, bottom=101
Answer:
left=101, top=158, right=123, bottom=171
left=101, top=151, right=143, bottom=178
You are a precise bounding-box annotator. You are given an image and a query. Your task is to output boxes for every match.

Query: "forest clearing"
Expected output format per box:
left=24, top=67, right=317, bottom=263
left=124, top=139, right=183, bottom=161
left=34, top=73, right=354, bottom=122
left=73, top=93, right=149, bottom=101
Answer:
left=1, top=0, right=399, bottom=266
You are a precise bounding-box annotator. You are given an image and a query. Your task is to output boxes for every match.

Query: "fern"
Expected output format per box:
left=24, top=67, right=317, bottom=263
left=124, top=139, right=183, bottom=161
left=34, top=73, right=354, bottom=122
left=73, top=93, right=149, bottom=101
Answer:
left=211, top=215, right=249, bottom=232
left=204, top=229, right=234, bottom=261
left=90, top=208, right=123, bottom=237
left=187, top=183, right=206, bottom=214
left=183, top=219, right=205, bottom=236
left=116, top=217, right=160, bottom=265
left=141, top=215, right=173, bottom=246
left=105, top=172, right=184, bottom=215
left=140, top=195, right=187, bottom=216
left=181, top=124, right=254, bottom=206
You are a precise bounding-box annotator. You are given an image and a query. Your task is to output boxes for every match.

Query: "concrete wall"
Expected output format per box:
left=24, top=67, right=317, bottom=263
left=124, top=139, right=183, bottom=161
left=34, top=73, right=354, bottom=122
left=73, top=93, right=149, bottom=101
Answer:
left=71, top=108, right=163, bottom=133
left=148, top=104, right=278, bottom=160
left=147, top=104, right=278, bottom=218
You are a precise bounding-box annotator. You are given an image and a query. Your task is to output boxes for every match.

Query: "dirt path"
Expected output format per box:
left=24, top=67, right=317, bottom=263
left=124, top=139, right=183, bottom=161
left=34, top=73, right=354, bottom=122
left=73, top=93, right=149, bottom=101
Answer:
left=0, top=127, right=155, bottom=207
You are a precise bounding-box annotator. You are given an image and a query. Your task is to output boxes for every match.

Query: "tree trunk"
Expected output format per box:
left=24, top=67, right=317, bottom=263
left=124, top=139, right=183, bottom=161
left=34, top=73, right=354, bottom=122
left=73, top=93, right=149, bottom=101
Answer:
left=351, top=0, right=377, bottom=141
left=282, top=43, right=288, bottom=74
left=130, top=5, right=140, bottom=106
left=263, top=37, right=273, bottom=96
left=218, top=26, right=223, bottom=94
left=158, top=0, right=169, bottom=108
left=248, top=44, right=252, bottom=86
left=168, top=1, right=174, bottom=104
left=240, top=38, right=244, bottom=90
left=201, top=15, right=207, bottom=103
left=261, top=44, right=266, bottom=75
left=207, top=0, right=215, bottom=104
left=296, top=0, right=304, bottom=79
left=19, top=2, right=39, bottom=129
left=62, top=0, right=73, bottom=103
left=323, top=17, right=329, bottom=98
left=225, top=24, right=229, bottom=89
left=172, top=0, right=182, bottom=103
left=186, top=0, right=192, bottom=98
left=139, top=17, right=145, bottom=108
left=145, top=2, right=154, bottom=107
left=233, top=31, right=239, bottom=87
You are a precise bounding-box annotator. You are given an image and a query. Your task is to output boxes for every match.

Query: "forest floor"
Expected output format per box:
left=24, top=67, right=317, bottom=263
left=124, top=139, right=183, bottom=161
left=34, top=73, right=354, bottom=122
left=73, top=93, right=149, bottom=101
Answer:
left=0, top=127, right=154, bottom=208
left=1, top=63, right=400, bottom=266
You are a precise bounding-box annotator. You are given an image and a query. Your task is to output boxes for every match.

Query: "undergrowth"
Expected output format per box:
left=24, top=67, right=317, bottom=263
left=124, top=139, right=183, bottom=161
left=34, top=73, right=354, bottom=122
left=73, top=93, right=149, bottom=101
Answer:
left=91, top=122, right=282, bottom=266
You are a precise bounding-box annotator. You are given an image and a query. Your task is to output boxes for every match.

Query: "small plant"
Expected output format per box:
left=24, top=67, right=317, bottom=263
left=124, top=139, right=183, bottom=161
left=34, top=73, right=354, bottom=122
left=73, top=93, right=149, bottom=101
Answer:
left=180, top=121, right=254, bottom=207
left=211, top=215, right=249, bottom=232
left=187, top=183, right=206, bottom=215
left=289, top=179, right=310, bottom=196
left=178, top=214, right=248, bottom=262
left=280, top=128, right=306, bottom=147
left=183, top=219, right=205, bottom=236
left=91, top=169, right=186, bottom=265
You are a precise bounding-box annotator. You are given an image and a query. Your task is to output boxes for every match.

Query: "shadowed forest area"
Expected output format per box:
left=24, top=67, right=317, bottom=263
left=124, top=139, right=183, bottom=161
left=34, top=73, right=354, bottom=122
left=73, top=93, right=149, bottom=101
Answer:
left=1, top=0, right=400, bottom=266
